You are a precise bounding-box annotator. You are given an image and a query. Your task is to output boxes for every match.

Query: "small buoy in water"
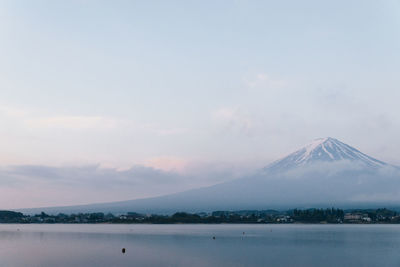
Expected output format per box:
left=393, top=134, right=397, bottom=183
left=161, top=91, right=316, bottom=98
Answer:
left=122, top=248, right=126, bottom=254
left=242, top=232, right=245, bottom=235
left=212, top=236, right=216, bottom=240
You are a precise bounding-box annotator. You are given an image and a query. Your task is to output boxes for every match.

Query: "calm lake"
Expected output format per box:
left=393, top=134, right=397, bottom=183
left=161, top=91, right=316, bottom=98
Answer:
left=0, top=224, right=400, bottom=266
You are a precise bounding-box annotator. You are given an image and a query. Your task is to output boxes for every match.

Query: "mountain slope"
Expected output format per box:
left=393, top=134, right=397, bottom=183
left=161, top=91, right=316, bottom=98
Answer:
left=19, top=138, right=400, bottom=215
left=266, top=137, right=386, bottom=172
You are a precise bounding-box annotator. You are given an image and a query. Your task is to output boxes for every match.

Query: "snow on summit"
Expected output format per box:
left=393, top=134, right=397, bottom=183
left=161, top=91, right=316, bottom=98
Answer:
left=266, top=137, right=387, bottom=171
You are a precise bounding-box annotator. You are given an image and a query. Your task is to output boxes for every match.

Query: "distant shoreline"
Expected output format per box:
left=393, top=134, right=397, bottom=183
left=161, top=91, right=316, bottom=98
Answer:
left=1, top=208, right=399, bottom=224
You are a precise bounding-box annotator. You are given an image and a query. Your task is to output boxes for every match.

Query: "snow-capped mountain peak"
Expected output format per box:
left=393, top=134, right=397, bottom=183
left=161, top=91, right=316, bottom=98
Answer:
left=266, top=137, right=386, bottom=171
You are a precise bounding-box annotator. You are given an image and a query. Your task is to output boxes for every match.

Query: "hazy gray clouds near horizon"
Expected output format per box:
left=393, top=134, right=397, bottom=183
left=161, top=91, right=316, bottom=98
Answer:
left=0, top=163, right=252, bottom=208
left=0, top=0, right=399, bottom=208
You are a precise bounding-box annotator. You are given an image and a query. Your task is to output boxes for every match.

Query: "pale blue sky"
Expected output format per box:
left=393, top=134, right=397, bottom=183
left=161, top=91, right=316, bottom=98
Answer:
left=0, top=0, right=399, bottom=207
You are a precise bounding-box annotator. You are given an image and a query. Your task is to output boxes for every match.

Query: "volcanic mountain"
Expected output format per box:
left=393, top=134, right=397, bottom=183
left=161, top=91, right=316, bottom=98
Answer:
left=266, top=137, right=386, bottom=172
left=20, top=138, right=400, bottom=214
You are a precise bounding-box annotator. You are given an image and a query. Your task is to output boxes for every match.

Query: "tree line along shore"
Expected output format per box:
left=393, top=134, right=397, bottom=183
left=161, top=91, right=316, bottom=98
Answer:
left=0, top=208, right=400, bottom=224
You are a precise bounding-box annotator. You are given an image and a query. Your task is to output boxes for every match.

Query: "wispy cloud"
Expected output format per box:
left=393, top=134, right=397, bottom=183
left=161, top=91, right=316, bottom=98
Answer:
left=143, top=157, right=188, bottom=173
left=0, top=105, right=123, bottom=130
left=141, top=123, right=189, bottom=136
left=212, top=107, right=255, bottom=135
left=243, top=73, right=288, bottom=90
left=0, top=105, right=29, bottom=117
left=0, top=105, right=190, bottom=134
left=26, top=116, right=120, bottom=130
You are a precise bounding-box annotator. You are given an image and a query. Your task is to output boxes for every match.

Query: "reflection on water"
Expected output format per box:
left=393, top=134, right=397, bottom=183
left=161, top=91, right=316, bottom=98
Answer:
left=1, top=224, right=400, bottom=266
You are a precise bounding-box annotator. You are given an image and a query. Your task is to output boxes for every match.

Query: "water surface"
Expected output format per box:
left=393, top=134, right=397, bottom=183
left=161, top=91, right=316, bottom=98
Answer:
left=1, top=224, right=400, bottom=266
